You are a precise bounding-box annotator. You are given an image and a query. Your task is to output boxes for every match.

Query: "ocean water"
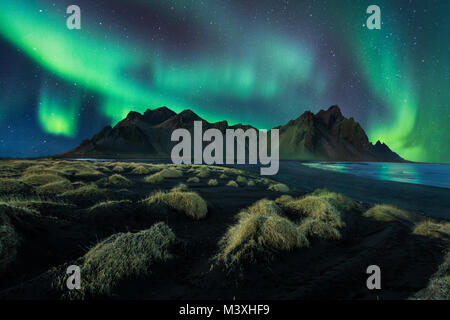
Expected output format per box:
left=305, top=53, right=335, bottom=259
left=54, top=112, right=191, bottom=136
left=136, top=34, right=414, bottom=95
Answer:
left=302, top=162, right=450, bottom=189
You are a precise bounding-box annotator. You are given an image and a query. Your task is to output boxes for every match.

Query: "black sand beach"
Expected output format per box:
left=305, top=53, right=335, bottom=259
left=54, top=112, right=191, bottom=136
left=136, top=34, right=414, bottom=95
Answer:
left=0, top=159, right=448, bottom=300
left=239, top=161, right=450, bottom=220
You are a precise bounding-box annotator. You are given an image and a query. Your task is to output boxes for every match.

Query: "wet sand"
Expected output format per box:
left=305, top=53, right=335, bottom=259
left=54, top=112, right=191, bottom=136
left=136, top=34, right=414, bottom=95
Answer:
left=238, top=161, right=450, bottom=220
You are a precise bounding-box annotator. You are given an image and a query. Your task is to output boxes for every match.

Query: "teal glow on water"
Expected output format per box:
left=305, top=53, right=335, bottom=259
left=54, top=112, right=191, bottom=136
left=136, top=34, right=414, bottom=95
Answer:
left=302, top=162, right=450, bottom=189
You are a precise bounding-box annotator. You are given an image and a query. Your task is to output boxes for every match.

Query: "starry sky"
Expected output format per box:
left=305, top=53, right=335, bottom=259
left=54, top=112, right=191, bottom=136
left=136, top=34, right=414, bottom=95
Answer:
left=0, top=0, right=448, bottom=162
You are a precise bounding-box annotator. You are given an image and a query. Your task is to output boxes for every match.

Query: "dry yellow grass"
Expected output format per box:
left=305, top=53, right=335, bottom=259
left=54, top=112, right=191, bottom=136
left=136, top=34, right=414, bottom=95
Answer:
left=411, top=252, right=450, bottom=300
left=109, top=162, right=136, bottom=173
left=226, top=180, right=239, bottom=188
left=244, top=198, right=282, bottom=216
left=159, top=168, right=183, bottom=178
left=363, top=204, right=418, bottom=225
left=142, top=167, right=182, bottom=184
left=9, top=160, right=39, bottom=170
left=74, top=168, right=104, bottom=179
left=130, top=165, right=151, bottom=175
left=268, top=183, right=290, bottom=193
left=0, top=205, right=23, bottom=273
left=60, top=184, right=108, bottom=201
left=47, top=167, right=78, bottom=177
left=36, top=180, right=74, bottom=195
left=144, top=172, right=165, bottom=184
left=142, top=191, right=207, bottom=220
left=275, top=194, right=294, bottom=206
left=56, top=222, right=177, bottom=299
left=236, top=176, right=248, bottom=185
left=72, top=181, right=86, bottom=188
left=297, top=217, right=342, bottom=241
left=208, top=179, right=219, bottom=186
left=196, top=168, right=210, bottom=178
left=107, top=174, right=134, bottom=188
left=21, top=173, right=68, bottom=186
left=112, top=165, right=125, bottom=173
left=0, top=196, right=68, bottom=215
left=171, top=183, right=189, bottom=192
left=311, top=189, right=358, bottom=212
left=222, top=167, right=245, bottom=176
left=277, top=194, right=345, bottom=229
left=88, top=200, right=133, bottom=215
left=258, top=177, right=272, bottom=185
left=413, top=220, right=450, bottom=239
left=0, top=179, right=30, bottom=194
left=44, top=162, right=104, bottom=179
left=215, top=199, right=309, bottom=269
left=0, top=224, right=20, bottom=273
left=93, top=164, right=112, bottom=174
left=187, top=176, right=200, bottom=183
left=23, top=164, right=49, bottom=175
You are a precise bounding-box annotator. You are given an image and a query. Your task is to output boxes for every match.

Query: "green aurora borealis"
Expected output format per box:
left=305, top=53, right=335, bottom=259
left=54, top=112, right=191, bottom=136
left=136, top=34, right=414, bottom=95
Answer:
left=0, top=0, right=448, bottom=162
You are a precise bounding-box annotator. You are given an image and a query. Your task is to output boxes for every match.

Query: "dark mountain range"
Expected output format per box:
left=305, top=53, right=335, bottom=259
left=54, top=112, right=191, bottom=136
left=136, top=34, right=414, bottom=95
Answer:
left=277, top=105, right=403, bottom=161
left=61, top=105, right=403, bottom=162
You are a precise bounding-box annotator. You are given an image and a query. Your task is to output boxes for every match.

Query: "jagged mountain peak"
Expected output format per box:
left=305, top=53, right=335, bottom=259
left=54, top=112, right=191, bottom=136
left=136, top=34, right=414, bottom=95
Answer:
left=316, top=105, right=344, bottom=128
left=178, top=109, right=202, bottom=121
left=61, top=105, right=404, bottom=162
left=124, top=111, right=143, bottom=121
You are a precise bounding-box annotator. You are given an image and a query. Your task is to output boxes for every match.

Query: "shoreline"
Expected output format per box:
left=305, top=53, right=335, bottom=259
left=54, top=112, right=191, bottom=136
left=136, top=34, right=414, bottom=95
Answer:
left=237, top=161, right=450, bottom=220
left=2, top=158, right=449, bottom=219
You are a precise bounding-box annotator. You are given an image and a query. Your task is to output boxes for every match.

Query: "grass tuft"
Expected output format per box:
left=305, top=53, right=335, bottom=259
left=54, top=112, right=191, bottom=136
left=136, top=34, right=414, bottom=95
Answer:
left=276, top=194, right=345, bottom=229
left=60, top=184, right=108, bottom=201
left=0, top=209, right=21, bottom=273
left=36, top=180, right=74, bottom=195
left=363, top=204, right=417, bottom=224
left=275, top=195, right=294, bottom=206
left=112, top=165, right=125, bottom=173
left=196, top=168, right=210, bottom=178
left=144, top=173, right=165, bottom=184
left=236, top=176, right=248, bottom=185
left=411, top=252, right=450, bottom=300
left=142, top=191, right=207, bottom=220
left=144, top=167, right=182, bottom=185
left=268, top=183, right=290, bottom=193
left=56, top=222, right=177, bottom=299
left=107, top=174, right=134, bottom=188
left=73, top=169, right=104, bottom=179
left=0, top=179, right=30, bottom=194
left=0, top=196, right=68, bottom=216
left=131, top=165, right=152, bottom=175
left=298, top=217, right=342, bottom=241
left=412, top=220, right=450, bottom=239
left=215, top=199, right=308, bottom=269
left=208, top=179, right=219, bottom=186
left=171, top=183, right=189, bottom=192
left=226, top=180, right=239, bottom=188
left=311, top=189, right=358, bottom=212
left=88, top=200, right=133, bottom=217
left=187, top=177, right=200, bottom=183
left=21, top=173, right=68, bottom=186
left=159, top=168, right=183, bottom=178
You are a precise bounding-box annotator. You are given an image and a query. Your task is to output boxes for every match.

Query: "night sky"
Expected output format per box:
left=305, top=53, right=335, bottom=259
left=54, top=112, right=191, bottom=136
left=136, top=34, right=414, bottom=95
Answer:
left=0, top=0, right=448, bottom=162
